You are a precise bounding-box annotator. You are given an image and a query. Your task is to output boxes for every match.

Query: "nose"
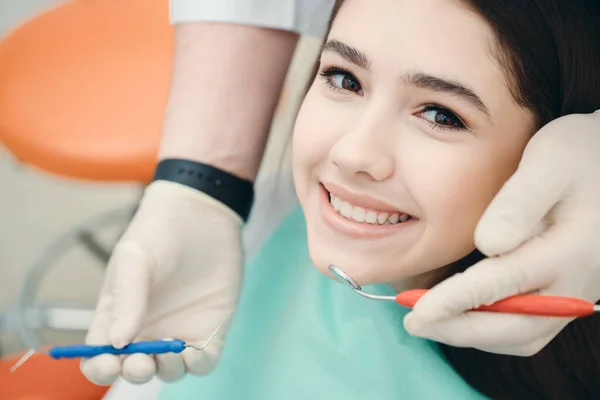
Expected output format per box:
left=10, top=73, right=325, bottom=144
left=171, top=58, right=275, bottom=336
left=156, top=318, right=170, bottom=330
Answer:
left=329, top=113, right=395, bottom=182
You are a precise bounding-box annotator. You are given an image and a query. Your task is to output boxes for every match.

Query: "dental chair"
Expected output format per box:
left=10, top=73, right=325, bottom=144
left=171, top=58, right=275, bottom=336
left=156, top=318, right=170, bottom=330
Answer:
left=0, top=0, right=170, bottom=349
left=0, top=0, right=170, bottom=397
left=0, top=0, right=294, bottom=397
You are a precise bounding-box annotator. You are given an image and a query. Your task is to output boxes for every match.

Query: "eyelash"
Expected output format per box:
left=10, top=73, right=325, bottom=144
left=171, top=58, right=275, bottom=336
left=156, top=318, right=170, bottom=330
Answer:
left=420, top=104, right=467, bottom=132
left=318, top=65, right=468, bottom=132
left=319, top=65, right=363, bottom=95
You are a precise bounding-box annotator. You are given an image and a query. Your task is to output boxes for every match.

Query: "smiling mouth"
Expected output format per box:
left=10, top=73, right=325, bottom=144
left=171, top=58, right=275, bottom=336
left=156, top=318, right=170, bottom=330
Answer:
left=320, top=183, right=415, bottom=226
left=329, top=192, right=413, bottom=225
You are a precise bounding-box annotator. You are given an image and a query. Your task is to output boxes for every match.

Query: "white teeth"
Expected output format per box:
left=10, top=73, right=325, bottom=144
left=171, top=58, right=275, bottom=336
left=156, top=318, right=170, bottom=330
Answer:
left=332, top=196, right=341, bottom=211
left=365, top=211, right=377, bottom=224
left=329, top=194, right=411, bottom=225
left=351, top=207, right=366, bottom=222
left=340, top=201, right=353, bottom=218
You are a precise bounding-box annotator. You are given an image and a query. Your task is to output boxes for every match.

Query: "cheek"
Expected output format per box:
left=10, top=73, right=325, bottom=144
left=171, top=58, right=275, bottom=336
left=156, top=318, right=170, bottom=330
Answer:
left=292, top=90, right=349, bottom=199
left=292, top=100, right=321, bottom=205
left=408, top=139, right=526, bottom=257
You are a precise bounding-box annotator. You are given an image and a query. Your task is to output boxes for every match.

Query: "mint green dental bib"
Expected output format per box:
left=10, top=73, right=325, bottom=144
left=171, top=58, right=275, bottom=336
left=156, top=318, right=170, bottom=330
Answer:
left=157, top=206, right=488, bottom=399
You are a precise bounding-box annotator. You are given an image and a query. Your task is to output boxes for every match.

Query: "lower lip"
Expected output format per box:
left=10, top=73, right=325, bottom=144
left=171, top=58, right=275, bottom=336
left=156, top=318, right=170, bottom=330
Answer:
left=318, top=184, right=415, bottom=239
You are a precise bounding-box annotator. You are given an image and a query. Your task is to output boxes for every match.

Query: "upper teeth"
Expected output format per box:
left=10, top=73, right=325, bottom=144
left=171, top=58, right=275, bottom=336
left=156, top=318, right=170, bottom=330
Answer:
left=330, top=194, right=410, bottom=225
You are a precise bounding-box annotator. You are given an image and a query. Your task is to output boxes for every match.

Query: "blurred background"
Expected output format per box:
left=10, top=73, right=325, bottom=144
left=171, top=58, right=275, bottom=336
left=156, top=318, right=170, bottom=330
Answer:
left=0, top=0, right=320, bottom=395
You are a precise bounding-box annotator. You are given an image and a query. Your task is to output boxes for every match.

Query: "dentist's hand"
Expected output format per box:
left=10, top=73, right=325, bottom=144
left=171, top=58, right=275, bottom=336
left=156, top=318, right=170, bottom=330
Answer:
left=81, top=180, right=243, bottom=385
left=404, top=111, right=600, bottom=356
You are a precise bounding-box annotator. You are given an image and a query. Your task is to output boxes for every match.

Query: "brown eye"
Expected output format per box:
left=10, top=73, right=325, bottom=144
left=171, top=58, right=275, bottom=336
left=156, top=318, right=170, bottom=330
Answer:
left=339, top=74, right=361, bottom=92
left=320, top=67, right=364, bottom=95
left=421, top=105, right=466, bottom=130
left=330, top=73, right=362, bottom=93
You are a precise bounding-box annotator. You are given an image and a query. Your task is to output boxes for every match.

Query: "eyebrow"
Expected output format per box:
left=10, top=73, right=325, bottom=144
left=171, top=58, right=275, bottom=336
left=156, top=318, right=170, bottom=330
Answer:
left=322, top=39, right=371, bottom=70
left=321, top=39, right=491, bottom=120
left=403, top=72, right=491, bottom=120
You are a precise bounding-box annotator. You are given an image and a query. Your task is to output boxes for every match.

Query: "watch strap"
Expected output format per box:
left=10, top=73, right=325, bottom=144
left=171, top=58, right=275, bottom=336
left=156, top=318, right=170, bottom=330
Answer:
left=152, top=159, right=254, bottom=222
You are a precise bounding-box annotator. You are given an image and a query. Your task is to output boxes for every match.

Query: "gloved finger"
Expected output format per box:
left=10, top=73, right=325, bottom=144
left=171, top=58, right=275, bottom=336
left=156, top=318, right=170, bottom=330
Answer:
left=80, top=354, right=122, bottom=386
left=81, top=293, right=122, bottom=386
left=474, top=140, right=571, bottom=256
left=410, top=247, right=551, bottom=324
left=183, top=338, right=224, bottom=376
left=411, top=223, right=572, bottom=323
left=155, top=348, right=185, bottom=382
left=480, top=322, right=567, bottom=356
left=106, top=242, right=152, bottom=349
left=121, top=353, right=157, bottom=384
left=404, top=310, right=568, bottom=356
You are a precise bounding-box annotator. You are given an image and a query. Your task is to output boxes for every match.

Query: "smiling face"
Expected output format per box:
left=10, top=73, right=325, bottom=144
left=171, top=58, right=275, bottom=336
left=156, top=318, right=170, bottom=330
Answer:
left=292, top=0, right=534, bottom=287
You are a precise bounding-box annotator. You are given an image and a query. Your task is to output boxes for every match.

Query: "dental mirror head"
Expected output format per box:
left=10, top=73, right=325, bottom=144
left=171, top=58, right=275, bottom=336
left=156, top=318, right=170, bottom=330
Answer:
left=328, top=264, right=397, bottom=302
left=328, top=264, right=362, bottom=291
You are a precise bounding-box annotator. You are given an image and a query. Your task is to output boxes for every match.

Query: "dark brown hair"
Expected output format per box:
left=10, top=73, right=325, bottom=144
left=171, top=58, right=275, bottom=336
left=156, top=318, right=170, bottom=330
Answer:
left=313, top=1, right=600, bottom=399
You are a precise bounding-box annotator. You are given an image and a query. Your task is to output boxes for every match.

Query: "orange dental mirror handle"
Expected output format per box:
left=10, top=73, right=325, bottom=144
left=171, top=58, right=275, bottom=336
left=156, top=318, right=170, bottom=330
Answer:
left=396, top=290, right=597, bottom=317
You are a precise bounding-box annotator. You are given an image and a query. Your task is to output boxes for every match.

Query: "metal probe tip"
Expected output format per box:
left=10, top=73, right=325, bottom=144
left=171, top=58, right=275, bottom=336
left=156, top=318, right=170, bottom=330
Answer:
left=184, top=318, right=228, bottom=351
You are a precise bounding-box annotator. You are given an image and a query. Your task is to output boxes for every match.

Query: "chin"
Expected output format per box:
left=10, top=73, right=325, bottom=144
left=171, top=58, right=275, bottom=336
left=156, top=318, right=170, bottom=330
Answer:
left=306, top=236, right=413, bottom=287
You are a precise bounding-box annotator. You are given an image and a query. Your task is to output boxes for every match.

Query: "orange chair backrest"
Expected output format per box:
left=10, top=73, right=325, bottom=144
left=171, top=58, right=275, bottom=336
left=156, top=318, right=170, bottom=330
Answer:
left=0, top=0, right=173, bottom=182
left=0, top=352, right=110, bottom=399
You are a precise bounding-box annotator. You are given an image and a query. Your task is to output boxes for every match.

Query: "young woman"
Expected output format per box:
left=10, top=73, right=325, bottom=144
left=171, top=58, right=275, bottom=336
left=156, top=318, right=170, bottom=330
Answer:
left=155, top=0, right=600, bottom=398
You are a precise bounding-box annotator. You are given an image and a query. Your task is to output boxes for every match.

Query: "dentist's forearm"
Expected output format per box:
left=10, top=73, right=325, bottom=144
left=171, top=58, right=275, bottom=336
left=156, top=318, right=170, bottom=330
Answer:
left=158, top=23, right=299, bottom=181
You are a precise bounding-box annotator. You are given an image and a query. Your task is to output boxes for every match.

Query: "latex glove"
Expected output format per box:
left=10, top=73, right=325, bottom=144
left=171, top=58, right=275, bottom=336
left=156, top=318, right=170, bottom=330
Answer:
left=404, top=111, right=600, bottom=356
left=81, top=180, right=243, bottom=385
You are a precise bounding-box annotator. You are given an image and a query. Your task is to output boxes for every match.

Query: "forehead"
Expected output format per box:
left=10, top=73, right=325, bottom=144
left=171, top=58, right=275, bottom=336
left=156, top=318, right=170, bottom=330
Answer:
left=329, top=0, right=512, bottom=115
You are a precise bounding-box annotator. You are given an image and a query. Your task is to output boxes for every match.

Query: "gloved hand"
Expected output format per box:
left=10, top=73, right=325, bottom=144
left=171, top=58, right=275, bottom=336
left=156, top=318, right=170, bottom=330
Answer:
left=80, top=180, right=243, bottom=385
left=404, top=111, right=600, bottom=356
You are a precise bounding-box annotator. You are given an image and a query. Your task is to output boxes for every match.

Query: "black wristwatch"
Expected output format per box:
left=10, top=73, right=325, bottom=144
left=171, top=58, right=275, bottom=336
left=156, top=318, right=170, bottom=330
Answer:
left=152, top=159, right=254, bottom=222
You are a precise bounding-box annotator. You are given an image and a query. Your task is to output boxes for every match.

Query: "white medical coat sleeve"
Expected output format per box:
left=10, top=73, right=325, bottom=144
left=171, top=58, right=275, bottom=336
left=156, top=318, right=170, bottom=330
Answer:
left=169, top=0, right=335, bottom=37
